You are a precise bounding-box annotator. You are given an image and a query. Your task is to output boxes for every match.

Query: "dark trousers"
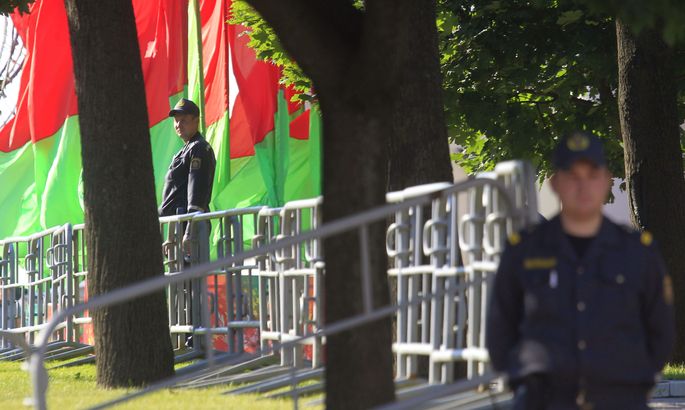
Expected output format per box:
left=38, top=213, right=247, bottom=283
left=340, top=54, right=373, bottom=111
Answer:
left=513, top=375, right=650, bottom=410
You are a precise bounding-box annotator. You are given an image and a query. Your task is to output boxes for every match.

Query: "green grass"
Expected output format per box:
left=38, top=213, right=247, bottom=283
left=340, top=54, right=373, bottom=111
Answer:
left=663, top=363, right=685, bottom=380
left=0, top=361, right=320, bottom=409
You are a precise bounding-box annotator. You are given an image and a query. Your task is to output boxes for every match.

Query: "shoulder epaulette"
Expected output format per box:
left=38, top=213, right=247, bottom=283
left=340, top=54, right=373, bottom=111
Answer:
left=507, top=224, right=538, bottom=247
left=508, top=232, right=521, bottom=246
left=617, top=224, right=653, bottom=247
left=640, top=230, right=653, bottom=247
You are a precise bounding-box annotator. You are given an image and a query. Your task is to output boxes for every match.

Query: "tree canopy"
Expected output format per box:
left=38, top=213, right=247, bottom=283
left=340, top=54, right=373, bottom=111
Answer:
left=440, top=0, right=622, bottom=176
left=231, top=0, right=685, bottom=182
left=441, top=0, right=685, bottom=178
left=0, top=1, right=33, bottom=15
left=574, top=0, right=685, bottom=45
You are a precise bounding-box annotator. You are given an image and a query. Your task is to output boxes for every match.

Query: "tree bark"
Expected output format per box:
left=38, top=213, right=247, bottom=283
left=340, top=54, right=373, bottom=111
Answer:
left=616, top=20, right=685, bottom=362
left=64, top=0, right=175, bottom=386
left=387, top=1, right=453, bottom=191
left=246, top=0, right=452, bottom=408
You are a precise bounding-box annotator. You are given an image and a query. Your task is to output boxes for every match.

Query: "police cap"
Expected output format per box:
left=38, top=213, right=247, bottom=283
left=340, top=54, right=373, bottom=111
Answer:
left=552, top=131, right=606, bottom=170
left=169, top=98, right=200, bottom=117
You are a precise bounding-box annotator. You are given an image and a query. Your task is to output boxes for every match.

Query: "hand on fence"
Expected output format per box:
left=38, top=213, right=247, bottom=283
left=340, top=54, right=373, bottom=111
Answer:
left=162, top=241, right=173, bottom=259
left=182, top=235, right=193, bottom=260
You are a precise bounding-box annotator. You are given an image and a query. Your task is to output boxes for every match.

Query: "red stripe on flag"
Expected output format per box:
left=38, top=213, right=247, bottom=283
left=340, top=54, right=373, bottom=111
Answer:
left=0, top=0, right=188, bottom=153
left=227, top=22, right=280, bottom=158
left=198, top=0, right=229, bottom=126
left=0, top=1, right=77, bottom=152
left=289, top=110, right=310, bottom=140
left=134, top=0, right=189, bottom=125
left=164, top=0, right=188, bottom=96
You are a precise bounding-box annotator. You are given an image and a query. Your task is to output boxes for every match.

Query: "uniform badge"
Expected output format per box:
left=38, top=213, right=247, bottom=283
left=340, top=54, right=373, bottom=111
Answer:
left=567, top=133, right=590, bottom=151
left=663, top=275, right=674, bottom=305
left=640, top=231, right=653, bottom=246
left=508, top=232, right=521, bottom=246
left=190, top=157, right=201, bottom=170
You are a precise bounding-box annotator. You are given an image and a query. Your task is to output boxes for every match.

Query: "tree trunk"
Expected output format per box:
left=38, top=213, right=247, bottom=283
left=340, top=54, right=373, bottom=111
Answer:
left=314, top=5, right=400, bottom=407
left=246, top=1, right=452, bottom=407
left=64, top=0, right=175, bottom=386
left=387, top=1, right=453, bottom=191
left=318, top=92, right=395, bottom=410
left=616, top=20, right=685, bottom=362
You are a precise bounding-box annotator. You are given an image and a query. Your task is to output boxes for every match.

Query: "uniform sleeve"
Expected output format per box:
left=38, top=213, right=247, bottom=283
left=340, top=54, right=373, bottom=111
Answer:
left=642, top=242, right=676, bottom=373
left=486, top=240, right=524, bottom=373
left=187, top=144, right=215, bottom=213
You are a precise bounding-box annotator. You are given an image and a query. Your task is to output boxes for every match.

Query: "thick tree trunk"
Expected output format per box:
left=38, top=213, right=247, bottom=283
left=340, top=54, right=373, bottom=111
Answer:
left=315, top=4, right=400, bottom=407
left=246, top=1, right=451, bottom=408
left=64, top=0, right=174, bottom=386
left=318, top=94, right=395, bottom=410
left=387, top=1, right=453, bottom=191
left=616, top=20, right=685, bottom=362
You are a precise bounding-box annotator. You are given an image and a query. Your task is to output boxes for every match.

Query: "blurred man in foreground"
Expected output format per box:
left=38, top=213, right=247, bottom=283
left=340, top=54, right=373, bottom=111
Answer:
left=487, top=131, right=675, bottom=410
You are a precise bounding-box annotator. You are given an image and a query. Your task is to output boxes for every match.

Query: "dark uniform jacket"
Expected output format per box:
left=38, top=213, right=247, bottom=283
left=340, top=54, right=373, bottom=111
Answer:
left=487, top=215, right=675, bottom=390
left=159, top=133, right=216, bottom=217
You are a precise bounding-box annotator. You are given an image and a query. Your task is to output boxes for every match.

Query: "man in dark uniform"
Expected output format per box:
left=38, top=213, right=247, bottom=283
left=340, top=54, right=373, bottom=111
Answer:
left=486, top=131, right=675, bottom=410
left=160, top=98, right=216, bottom=264
left=159, top=98, right=216, bottom=217
left=160, top=98, right=216, bottom=349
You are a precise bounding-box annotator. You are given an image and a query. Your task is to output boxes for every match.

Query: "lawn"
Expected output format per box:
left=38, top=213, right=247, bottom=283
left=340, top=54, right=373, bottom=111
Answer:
left=0, top=360, right=312, bottom=409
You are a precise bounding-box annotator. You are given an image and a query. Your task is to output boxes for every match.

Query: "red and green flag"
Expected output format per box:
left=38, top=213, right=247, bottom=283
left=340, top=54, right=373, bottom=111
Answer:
left=0, top=0, right=321, bottom=240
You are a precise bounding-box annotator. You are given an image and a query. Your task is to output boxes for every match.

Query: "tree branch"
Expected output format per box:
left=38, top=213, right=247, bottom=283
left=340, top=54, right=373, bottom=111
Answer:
left=245, top=0, right=362, bottom=92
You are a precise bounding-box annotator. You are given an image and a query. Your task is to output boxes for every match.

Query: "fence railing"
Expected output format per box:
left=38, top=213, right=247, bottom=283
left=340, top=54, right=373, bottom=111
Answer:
left=0, top=207, right=265, bottom=359
left=0, top=224, right=77, bottom=354
left=254, top=197, right=324, bottom=369
left=0, top=160, right=538, bottom=409
left=386, top=160, right=537, bottom=385
left=159, top=206, right=263, bottom=355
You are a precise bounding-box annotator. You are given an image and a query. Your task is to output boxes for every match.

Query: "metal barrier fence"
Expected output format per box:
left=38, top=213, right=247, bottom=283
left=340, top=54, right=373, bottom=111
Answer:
left=0, top=207, right=265, bottom=360
left=386, top=161, right=538, bottom=386
left=0, top=224, right=82, bottom=358
left=254, top=197, right=324, bottom=369
left=13, top=174, right=529, bottom=409
left=159, top=207, right=262, bottom=355
left=0, top=160, right=538, bottom=409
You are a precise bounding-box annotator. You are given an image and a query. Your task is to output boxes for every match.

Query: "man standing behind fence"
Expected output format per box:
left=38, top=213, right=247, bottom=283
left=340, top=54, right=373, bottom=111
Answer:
left=159, top=98, right=216, bottom=259
left=486, top=131, right=675, bottom=410
left=160, top=98, right=216, bottom=217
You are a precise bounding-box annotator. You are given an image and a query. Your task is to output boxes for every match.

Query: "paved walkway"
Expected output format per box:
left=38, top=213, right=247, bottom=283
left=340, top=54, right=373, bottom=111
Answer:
left=651, top=398, right=685, bottom=408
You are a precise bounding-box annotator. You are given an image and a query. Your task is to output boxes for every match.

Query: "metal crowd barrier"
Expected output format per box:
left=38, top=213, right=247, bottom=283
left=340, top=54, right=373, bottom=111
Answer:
left=254, top=197, right=324, bottom=370
left=69, top=223, right=94, bottom=359
left=386, top=160, right=538, bottom=384
left=16, top=174, right=528, bottom=410
left=2, top=160, right=539, bottom=409
left=0, top=207, right=266, bottom=361
left=160, top=206, right=263, bottom=356
left=0, top=224, right=87, bottom=359
left=386, top=182, right=452, bottom=383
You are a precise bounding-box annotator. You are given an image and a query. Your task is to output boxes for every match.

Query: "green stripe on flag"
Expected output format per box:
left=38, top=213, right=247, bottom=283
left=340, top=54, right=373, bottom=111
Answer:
left=205, top=112, right=231, bottom=198
left=33, top=115, right=83, bottom=229
left=0, top=143, right=37, bottom=238
left=0, top=93, right=187, bottom=239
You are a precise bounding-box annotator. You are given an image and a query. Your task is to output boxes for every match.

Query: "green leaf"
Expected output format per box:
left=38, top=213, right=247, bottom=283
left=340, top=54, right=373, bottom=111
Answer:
left=556, top=10, right=583, bottom=26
